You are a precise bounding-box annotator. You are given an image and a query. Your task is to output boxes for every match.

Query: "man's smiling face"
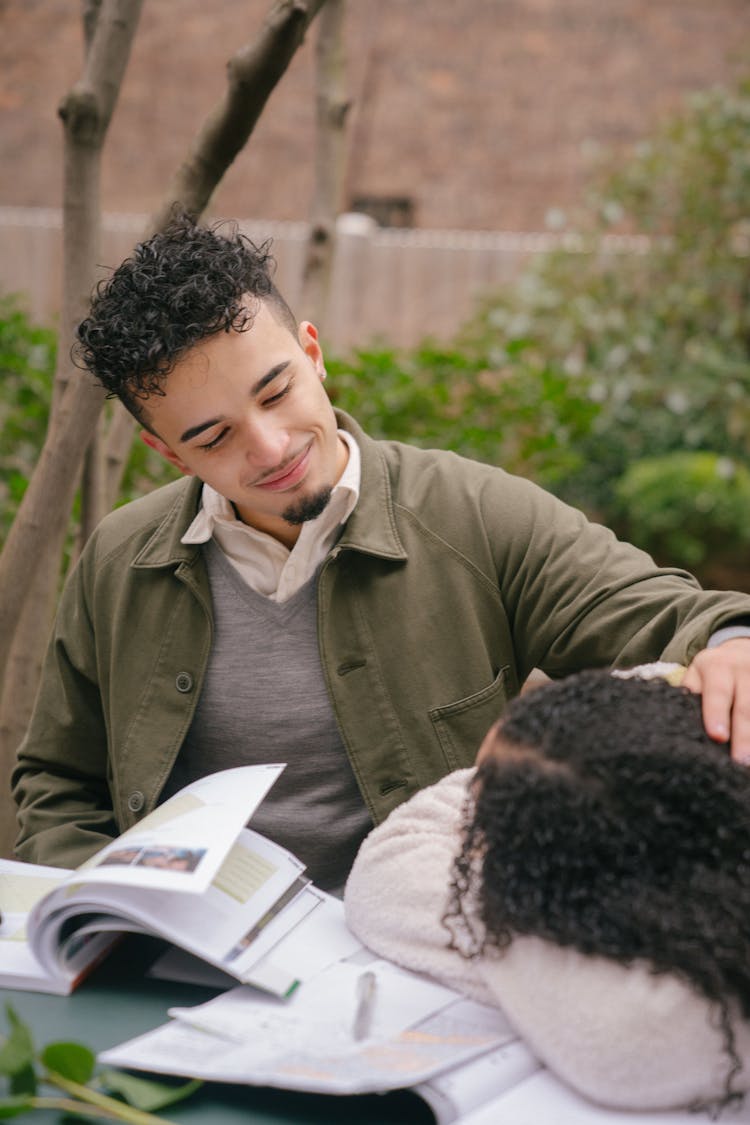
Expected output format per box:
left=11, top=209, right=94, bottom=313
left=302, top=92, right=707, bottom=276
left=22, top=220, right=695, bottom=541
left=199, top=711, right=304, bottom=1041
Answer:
left=140, top=300, right=348, bottom=547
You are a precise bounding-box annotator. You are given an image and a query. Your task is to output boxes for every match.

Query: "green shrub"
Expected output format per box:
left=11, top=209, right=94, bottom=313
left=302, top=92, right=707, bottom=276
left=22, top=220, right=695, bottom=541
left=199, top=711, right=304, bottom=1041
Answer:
left=0, top=297, right=56, bottom=544
left=328, top=339, right=598, bottom=491
left=458, top=76, right=750, bottom=529
left=614, top=452, right=750, bottom=571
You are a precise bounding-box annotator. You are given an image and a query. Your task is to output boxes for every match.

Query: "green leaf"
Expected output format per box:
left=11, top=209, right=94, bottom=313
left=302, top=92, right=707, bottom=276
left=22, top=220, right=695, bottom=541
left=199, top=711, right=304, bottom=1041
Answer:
left=0, top=1009, right=34, bottom=1078
left=0, top=1096, right=33, bottom=1118
left=98, top=1069, right=203, bottom=1111
left=8, top=1064, right=35, bottom=1098
left=40, top=1042, right=95, bottom=1084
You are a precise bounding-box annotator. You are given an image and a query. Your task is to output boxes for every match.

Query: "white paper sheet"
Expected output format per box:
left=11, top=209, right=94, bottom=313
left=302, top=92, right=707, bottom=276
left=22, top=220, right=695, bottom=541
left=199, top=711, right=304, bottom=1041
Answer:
left=100, top=961, right=512, bottom=1094
left=455, top=1069, right=750, bottom=1125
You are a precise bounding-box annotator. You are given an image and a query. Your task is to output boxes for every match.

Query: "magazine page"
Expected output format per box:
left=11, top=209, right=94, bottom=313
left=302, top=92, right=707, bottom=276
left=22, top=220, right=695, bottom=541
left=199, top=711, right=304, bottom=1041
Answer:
left=454, top=1069, right=750, bottom=1125
left=30, top=827, right=306, bottom=983
left=240, top=891, right=363, bottom=992
left=100, top=961, right=513, bottom=1094
left=0, top=860, right=71, bottom=992
left=65, top=763, right=286, bottom=895
left=416, top=1033, right=540, bottom=1124
left=147, top=889, right=362, bottom=997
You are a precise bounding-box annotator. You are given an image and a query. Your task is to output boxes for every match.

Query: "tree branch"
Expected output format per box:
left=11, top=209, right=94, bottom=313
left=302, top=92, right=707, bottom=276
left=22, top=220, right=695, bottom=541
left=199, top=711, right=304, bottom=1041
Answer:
left=150, top=0, right=328, bottom=232
left=53, top=0, right=144, bottom=415
left=0, top=0, right=143, bottom=684
left=300, top=0, right=349, bottom=328
left=82, top=0, right=105, bottom=53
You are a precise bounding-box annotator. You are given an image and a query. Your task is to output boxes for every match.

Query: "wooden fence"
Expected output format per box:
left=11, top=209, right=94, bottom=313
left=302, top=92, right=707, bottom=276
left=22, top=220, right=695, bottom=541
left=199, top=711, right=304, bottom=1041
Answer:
left=0, top=207, right=649, bottom=353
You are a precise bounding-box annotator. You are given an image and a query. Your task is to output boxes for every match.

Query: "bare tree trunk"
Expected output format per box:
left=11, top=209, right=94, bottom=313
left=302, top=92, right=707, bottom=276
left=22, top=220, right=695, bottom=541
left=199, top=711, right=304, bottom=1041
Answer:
left=79, top=414, right=109, bottom=548
left=341, top=7, right=381, bottom=210
left=150, top=0, right=328, bottom=233
left=82, top=0, right=104, bottom=49
left=0, top=0, right=143, bottom=687
left=103, top=400, right=137, bottom=510
left=0, top=0, right=132, bottom=852
left=53, top=0, right=142, bottom=536
left=299, top=0, right=349, bottom=331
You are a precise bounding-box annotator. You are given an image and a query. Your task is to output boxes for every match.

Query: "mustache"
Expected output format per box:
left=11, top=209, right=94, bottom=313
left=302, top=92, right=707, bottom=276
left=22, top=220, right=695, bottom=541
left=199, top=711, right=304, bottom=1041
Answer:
left=247, top=443, right=310, bottom=487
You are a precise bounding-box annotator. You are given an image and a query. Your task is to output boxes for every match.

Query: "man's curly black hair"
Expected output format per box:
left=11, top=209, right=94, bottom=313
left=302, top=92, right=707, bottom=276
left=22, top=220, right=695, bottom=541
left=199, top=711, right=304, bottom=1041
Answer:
left=445, top=670, right=750, bottom=1105
left=74, top=214, right=298, bottom=424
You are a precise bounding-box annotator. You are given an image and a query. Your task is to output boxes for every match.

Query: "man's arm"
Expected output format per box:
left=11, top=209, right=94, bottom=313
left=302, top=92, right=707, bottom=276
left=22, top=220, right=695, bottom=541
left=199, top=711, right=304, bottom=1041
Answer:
left=468, top=467, right=750, bottom=756
left=12, top=550, right=118, bottom=867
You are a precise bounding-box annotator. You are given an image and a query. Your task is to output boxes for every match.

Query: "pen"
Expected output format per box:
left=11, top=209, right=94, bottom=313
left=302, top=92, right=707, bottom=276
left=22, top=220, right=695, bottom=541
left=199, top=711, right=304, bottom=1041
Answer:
left=352, top=970, right=377, bottom=1041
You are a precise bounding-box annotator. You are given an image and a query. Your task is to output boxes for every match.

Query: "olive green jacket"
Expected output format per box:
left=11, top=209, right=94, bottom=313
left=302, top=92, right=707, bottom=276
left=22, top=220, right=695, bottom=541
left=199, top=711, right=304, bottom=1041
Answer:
left=13, top=413, right=750, bottom=867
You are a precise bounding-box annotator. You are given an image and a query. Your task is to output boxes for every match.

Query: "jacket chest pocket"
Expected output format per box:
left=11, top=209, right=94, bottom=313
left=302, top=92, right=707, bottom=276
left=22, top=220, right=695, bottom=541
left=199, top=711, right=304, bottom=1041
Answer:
left=428, top=667, right=511, bottom=770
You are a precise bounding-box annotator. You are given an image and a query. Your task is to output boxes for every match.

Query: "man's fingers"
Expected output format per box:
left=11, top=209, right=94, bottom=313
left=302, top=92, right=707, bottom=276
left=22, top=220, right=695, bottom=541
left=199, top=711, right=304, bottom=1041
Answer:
left=698, top=678, right=732, bottom=746
left=683, top=640, right=750, bottom=764
left=729, top=690, right=750, bottom=765
left=681, top=660, right=727, bottom=735
left=681, top=663, right=701, bottom=694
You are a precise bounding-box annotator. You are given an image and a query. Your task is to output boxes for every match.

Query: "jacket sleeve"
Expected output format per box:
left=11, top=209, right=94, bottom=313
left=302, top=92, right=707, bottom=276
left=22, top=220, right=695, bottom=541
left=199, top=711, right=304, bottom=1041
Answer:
left=12, top=544, right=118, bottom=868
left=473, top=468, right=750, bottom=677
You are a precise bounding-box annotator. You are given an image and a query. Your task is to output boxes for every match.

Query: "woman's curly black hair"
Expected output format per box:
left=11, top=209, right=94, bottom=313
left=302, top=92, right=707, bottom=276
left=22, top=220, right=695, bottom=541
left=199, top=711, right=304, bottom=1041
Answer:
left=445, top=670, right=750, bottom=1104
left=74, top=214, right=298, bottom=423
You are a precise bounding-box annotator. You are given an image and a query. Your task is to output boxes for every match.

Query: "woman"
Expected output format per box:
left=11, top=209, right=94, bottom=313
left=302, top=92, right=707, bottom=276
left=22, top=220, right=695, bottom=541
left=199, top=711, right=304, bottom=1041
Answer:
left=344, top=670, right=750, bottom=1111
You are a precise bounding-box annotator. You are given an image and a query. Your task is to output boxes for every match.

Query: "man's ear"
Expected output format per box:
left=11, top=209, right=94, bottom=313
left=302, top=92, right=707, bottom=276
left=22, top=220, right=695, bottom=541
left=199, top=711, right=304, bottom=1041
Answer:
left=298, top=321, right=326, bottom=379
left=140, top=430, right=194, bottom=476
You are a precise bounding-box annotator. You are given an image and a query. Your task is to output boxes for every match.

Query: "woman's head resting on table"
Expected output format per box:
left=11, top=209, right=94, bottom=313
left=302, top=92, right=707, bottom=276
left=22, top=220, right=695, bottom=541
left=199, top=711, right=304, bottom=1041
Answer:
left=446, top=669, right=750, bottom=1097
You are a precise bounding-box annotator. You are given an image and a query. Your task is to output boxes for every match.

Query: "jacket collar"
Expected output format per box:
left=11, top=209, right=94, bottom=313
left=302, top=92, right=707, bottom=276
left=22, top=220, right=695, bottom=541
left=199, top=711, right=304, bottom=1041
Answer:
left=133, top=411, right=407, bottom=569
left=334, top=411, right=407, bottom=561
left=132, top=476, right=204, bottom=569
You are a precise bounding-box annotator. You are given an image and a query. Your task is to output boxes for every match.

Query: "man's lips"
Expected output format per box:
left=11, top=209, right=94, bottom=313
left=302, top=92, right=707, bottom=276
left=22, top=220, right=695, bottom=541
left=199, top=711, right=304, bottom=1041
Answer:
left=254, top=444, right=312, bottom=491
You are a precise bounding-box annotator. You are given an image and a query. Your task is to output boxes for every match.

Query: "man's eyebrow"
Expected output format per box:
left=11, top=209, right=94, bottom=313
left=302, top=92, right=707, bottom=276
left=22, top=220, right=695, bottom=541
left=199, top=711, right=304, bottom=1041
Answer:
left=252, top=361, right=290, bottom=395
left=179, top=361, right=291, bottom=444
left=180, top=417, right=222, bottom=444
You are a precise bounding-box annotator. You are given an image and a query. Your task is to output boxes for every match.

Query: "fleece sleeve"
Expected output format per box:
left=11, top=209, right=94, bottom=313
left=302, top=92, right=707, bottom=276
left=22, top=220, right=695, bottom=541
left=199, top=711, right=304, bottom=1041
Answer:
left=480, top=938, right=750, bottom=1110
left=344, top=768, right=492, bottom=1004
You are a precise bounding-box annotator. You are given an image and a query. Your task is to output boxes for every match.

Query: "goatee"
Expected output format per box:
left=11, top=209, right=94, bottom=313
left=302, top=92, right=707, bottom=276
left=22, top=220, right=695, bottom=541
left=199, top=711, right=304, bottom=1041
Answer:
left=282, top=486, right=333, bottom=526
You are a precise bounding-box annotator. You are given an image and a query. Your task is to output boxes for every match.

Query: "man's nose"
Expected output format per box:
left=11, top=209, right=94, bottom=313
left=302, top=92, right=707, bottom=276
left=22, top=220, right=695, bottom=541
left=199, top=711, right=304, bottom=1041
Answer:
left=244, top=414, right=290, bottom=468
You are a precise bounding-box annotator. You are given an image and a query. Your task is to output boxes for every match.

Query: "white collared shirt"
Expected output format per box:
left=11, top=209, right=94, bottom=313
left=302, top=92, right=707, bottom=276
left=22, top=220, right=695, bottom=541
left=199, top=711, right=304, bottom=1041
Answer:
left=181, top=430, right=361, bottom=602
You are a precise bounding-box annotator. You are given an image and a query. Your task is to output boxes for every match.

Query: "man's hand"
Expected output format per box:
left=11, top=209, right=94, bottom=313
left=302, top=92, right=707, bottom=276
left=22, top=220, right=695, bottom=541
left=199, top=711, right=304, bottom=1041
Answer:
left=683, top=638, right=750, bottom=764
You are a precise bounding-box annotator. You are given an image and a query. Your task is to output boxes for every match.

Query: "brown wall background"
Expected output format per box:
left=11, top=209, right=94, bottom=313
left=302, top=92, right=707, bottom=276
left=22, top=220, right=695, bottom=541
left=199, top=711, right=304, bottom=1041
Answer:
left=1, top=0, right=748, bottom=233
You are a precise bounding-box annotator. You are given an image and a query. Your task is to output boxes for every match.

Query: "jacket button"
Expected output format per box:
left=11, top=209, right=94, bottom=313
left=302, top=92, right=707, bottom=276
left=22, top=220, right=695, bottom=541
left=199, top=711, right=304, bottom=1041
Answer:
left=175, top=672, right=193, bottom=693
left=127, top=790, right=145, bottom=813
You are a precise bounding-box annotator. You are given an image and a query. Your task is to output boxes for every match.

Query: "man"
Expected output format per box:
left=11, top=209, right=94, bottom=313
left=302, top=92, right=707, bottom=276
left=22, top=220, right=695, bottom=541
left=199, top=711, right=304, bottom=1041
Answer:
left=12, top=216, right=750, bottom=890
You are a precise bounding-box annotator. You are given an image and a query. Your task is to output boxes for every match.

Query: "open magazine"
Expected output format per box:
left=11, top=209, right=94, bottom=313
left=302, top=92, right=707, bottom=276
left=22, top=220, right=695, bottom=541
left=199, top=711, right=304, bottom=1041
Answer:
left=0, top=764, right=332, bottom=996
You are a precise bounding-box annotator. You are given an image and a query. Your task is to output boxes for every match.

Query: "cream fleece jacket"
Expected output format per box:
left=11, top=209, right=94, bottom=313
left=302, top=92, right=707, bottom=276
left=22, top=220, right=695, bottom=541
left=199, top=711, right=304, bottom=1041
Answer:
left=344, top=768, right=750, bottom=1111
